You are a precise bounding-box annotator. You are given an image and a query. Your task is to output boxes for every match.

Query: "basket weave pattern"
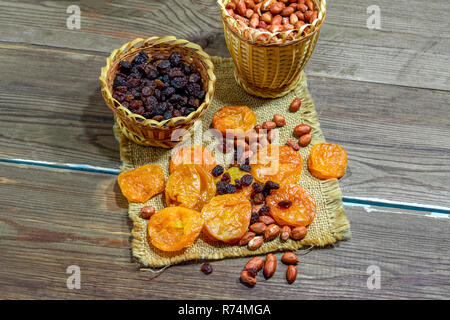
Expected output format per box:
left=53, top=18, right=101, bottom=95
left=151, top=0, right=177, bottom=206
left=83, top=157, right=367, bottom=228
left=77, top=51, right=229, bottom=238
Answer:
left=218, top=0, right=327, bottom=98
left=100, top=37, right=216, bottom=148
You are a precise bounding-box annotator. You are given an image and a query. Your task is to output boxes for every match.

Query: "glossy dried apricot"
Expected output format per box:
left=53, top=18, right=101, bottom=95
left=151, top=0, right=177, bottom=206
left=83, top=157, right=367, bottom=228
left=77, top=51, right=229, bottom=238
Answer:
left=118, top=164, right=165, bottom=203
left=266, top=184, right=316, bottom=227
left=308, top=143, right=348, bottom=179
left=169, top=145, right=217, bottom=173
left=165, top=164, right=216, bottom=211
left=201, top=194, right=252, bottom=244
left=214, top=167, right=253, bottom=198
left=212, top=106, right=257, bottom=136
left=250, top=145, right=303, bottom=185
left=147, top=206, right=203, bottom=252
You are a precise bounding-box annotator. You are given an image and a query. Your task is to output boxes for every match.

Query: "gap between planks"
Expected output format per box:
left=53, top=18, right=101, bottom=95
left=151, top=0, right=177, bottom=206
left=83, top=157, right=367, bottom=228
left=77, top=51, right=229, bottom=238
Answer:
left=1, top=157, right=449, bottom=216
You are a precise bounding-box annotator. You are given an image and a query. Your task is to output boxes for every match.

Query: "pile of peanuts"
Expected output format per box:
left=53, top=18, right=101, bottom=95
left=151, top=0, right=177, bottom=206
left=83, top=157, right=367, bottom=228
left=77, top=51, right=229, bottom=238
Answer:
left=240, top=251, right=300, bottom=286
left=224, top=0, right=319, bottom=41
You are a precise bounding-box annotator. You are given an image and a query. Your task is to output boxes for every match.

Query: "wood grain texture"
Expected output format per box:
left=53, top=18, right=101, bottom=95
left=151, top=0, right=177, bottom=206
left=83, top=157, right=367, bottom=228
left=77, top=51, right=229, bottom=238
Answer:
left=0, top=0, right=449, bottom=90
left=0, top=162, right=449, bottom=299
left=0, top=43, right=449, bottom=207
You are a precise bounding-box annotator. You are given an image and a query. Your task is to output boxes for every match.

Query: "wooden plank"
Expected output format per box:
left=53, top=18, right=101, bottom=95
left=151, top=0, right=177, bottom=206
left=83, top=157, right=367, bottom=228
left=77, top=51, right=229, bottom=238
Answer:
left=0, top=162, right=449, bottom=299
left=0, top=0, right=449, bottom=89
left=0, top=43, right=449, bottom=207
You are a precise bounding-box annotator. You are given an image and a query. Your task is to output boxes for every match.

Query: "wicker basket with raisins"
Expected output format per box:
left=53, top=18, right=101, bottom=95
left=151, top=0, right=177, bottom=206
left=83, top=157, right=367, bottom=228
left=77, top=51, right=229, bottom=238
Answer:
left=100, top=36, right=216, bottom=148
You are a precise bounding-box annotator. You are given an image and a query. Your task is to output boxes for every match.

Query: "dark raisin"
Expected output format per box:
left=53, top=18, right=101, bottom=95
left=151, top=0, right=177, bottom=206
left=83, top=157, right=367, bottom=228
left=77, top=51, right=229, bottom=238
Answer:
left=278, top=200, right=292, bottom=209
left=171, top=109, right=182, bottom=117
left=258, top=205, right=270, bottom=216
left=134, top=106, right=145, bottom=115
left=129, top=100, right=143, bottom=109
left=115, top=85, right=128, bottom=93
left=183, top=107, right=196, bottom=116
left=132, top=51, right=148, bottom=65
left=234, top=179, right=242, bottom=189
left=189, top=73, right=201, bottom=83
left=221, top=172, right=231, bottom=184
left=190, top=63, right=198, bottom=73
left=225, top=184, right=236, bottom=194
left=197, top=90, right=206, bottom=100
left=252, top=192, right=265, bottom=205
left=201, top=263, right=213, bottom=275
left=119, top=61, right=132, bottom=74
left=169, top=52, right=183, bottom=67
left=252, top=182, right=264, bottom=193
left=171, top=76, right=188, bottom=89
left=216, top=181, right=229, bottom=195
left=264, top=181, right=280, bottom=191
left=212, top=165, right=224, bottom=177
left=168, top=68, right=184, bottom=78
left=112, top=92, right=125, bottom=102
left=188, top=97, right=200, bottom=108
left=125, top=78, right=140, bottom=88
left=240, top=174, right=253, bottom=187
left=113, top=74, right=126, bottom=87
left=162, top=86, right=176, bottom=97
left=154, top=89, right=161, bottom=100
left=157, top=60, right=171, bottom=70
left=250, top=213, right=260, bottom=225
left=163, top=110, right=172, bottom=120
left=240, top=164, right=251, bottom=172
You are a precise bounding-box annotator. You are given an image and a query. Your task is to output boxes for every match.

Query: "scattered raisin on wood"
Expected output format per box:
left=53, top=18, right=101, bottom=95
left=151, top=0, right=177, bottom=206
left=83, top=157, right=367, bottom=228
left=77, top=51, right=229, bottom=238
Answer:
left=201, top=263, right=213, bottom=275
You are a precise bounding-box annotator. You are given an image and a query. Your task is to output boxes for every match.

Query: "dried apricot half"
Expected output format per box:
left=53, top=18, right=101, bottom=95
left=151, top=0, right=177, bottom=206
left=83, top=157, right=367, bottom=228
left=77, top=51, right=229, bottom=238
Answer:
left=169, top=145, right=217, bottom=173
left=118, top=164, right=165, bottom=203
left=201, top=194, right=252, bottom=244
left=165, top=164, right=216, bottom=211
left=147, top=206, right=203, bottom=252
left=308, top=143, right=348, bottom=179
left=212, top=106, right=257, bottom=137
left=250, top=145, right=303, bottom=185
left=266, top=184, right=316, bottom=227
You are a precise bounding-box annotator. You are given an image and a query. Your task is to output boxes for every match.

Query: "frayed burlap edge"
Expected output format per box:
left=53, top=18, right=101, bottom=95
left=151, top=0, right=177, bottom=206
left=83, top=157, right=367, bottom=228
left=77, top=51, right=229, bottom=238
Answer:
left=114, top=57, right=351, bottom=269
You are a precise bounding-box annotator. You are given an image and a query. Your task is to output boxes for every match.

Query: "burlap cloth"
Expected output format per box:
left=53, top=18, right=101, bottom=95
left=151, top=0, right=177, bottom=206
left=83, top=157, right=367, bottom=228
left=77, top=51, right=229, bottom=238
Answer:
left=114, top=57, right=351, bottom=268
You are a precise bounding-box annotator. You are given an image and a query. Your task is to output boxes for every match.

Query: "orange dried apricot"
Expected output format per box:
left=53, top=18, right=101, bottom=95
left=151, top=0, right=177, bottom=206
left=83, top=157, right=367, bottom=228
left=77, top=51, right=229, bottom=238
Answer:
left=212, top=106, right=257, bottom=136
left=147, top=206, right=203, bottom=252
left=118, top=164, right=165, bottom=203
left=165, top=164, right=216, bottom=211
left=308, top=143, right=348, bottom=179
left=266, top=184, right=316, bottom=227
left=169, top=145, right=217, bottom=173
left=214, top=166, right=253, bottom=198
left=201, top=194, right=252, bottom=244
left=250, top=145, right=303, bottom=185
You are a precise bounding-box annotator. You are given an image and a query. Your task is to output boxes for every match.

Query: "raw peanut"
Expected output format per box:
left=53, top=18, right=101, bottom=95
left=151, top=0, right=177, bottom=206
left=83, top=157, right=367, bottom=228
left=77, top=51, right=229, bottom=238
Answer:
left=254, top=124, right=262, bottom=132
left=282, top=17, right=290, bottom=25
left=227, top=8, right=235, bottom=16
left=259, top=20, right=268, bottom=29
left=140, top=206, right=155, bottom=219
left=240, top=270, right=257, bottom=286
left=268, top=24, right=283, bottom=33
left=261, top=0, right=275, bottom=11
left=270, top=1, right=285, bottom=14
left=250, top=222, right=267, bottom=234
left=297, top=3, right=308, bottom=12
left=279, top=0, right=289, bottom=3
left=272, top=14, right=282, bottom=25
left=293, top=124, right=311, bottom=137
left=310, top=10, right=318, bottom=23
left=298, top=0, right=306, bottom=4
left=245, top=8, right=254, bottom=18
left=233, top=0, right=240, bottom=5
left=289, top=3, right=298, bottom=8
left=291, top=226, right=307, bottom=240
left=245, top=256, right=265, bottom=271
left=239, top=231, right=256, bottom=246
left=250, top=15, right=260, bottom=28
left=273, top=114, right=286, bottom=127
left=261, top=11, right=273, bottom=23
left=286, top=139, right=300, bottom=151
left=280, top=6, right=295, bottom=16
left=281, top=252, right=299, bottom=264
left=245, top=0, right=256, bottom=9
left=290, top=13, right=299, bottom=24
left=245, top=130, right=259, bottom=143
left=240, top=150, right=254, bottom=164
left=237, top=0, right=247, bottom=16
left=304, top=10, right=314, bottom=23
left=263, top=253, right=277, bottom=278
left=248, top=236, right=264, bottom=250
left=286, top=265, right=298, bottom=284
left=267, top=129, right=277, bottom=143
left=295, top=20, right=306, bottom=29
left=262, top=121, right=277, bottom=130
left=264, top=224, right=280, bottom=241
left=235, top=14, right=250, bottom=25
left=252, top=205, right=263, bottom=215
left=283, top=23, right=294, bottom=31
left=280, top=225, right=292, bottom=241
left=259, top=215, right=276, bottom=225
left=289, top=97, right=301, bottom=112
left=226, top=2, right=237, bottom=10
left=298, top=133, right=312, bottom=147
left=305, top=0, right=314, bottom=11
left=295, top=11, right=305, bottom=21
left=287, top=0, right=297, bottom=3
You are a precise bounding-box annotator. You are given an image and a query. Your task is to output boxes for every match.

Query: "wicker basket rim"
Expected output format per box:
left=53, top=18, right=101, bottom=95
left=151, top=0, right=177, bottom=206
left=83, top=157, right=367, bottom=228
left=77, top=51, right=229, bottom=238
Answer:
left=99, top=36, right=216, bottom=129
left=217, top=0, right=327, bottom=47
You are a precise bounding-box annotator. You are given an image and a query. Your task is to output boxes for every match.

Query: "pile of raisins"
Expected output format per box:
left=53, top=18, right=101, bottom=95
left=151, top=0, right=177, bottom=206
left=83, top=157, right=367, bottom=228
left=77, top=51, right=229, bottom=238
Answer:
left=112, top=51, right=206, bottom=121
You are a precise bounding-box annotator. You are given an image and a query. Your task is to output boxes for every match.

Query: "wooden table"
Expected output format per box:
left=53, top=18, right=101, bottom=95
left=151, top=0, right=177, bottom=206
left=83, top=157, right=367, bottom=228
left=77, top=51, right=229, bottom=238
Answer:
left=1, top=0, right=449, bottom=300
